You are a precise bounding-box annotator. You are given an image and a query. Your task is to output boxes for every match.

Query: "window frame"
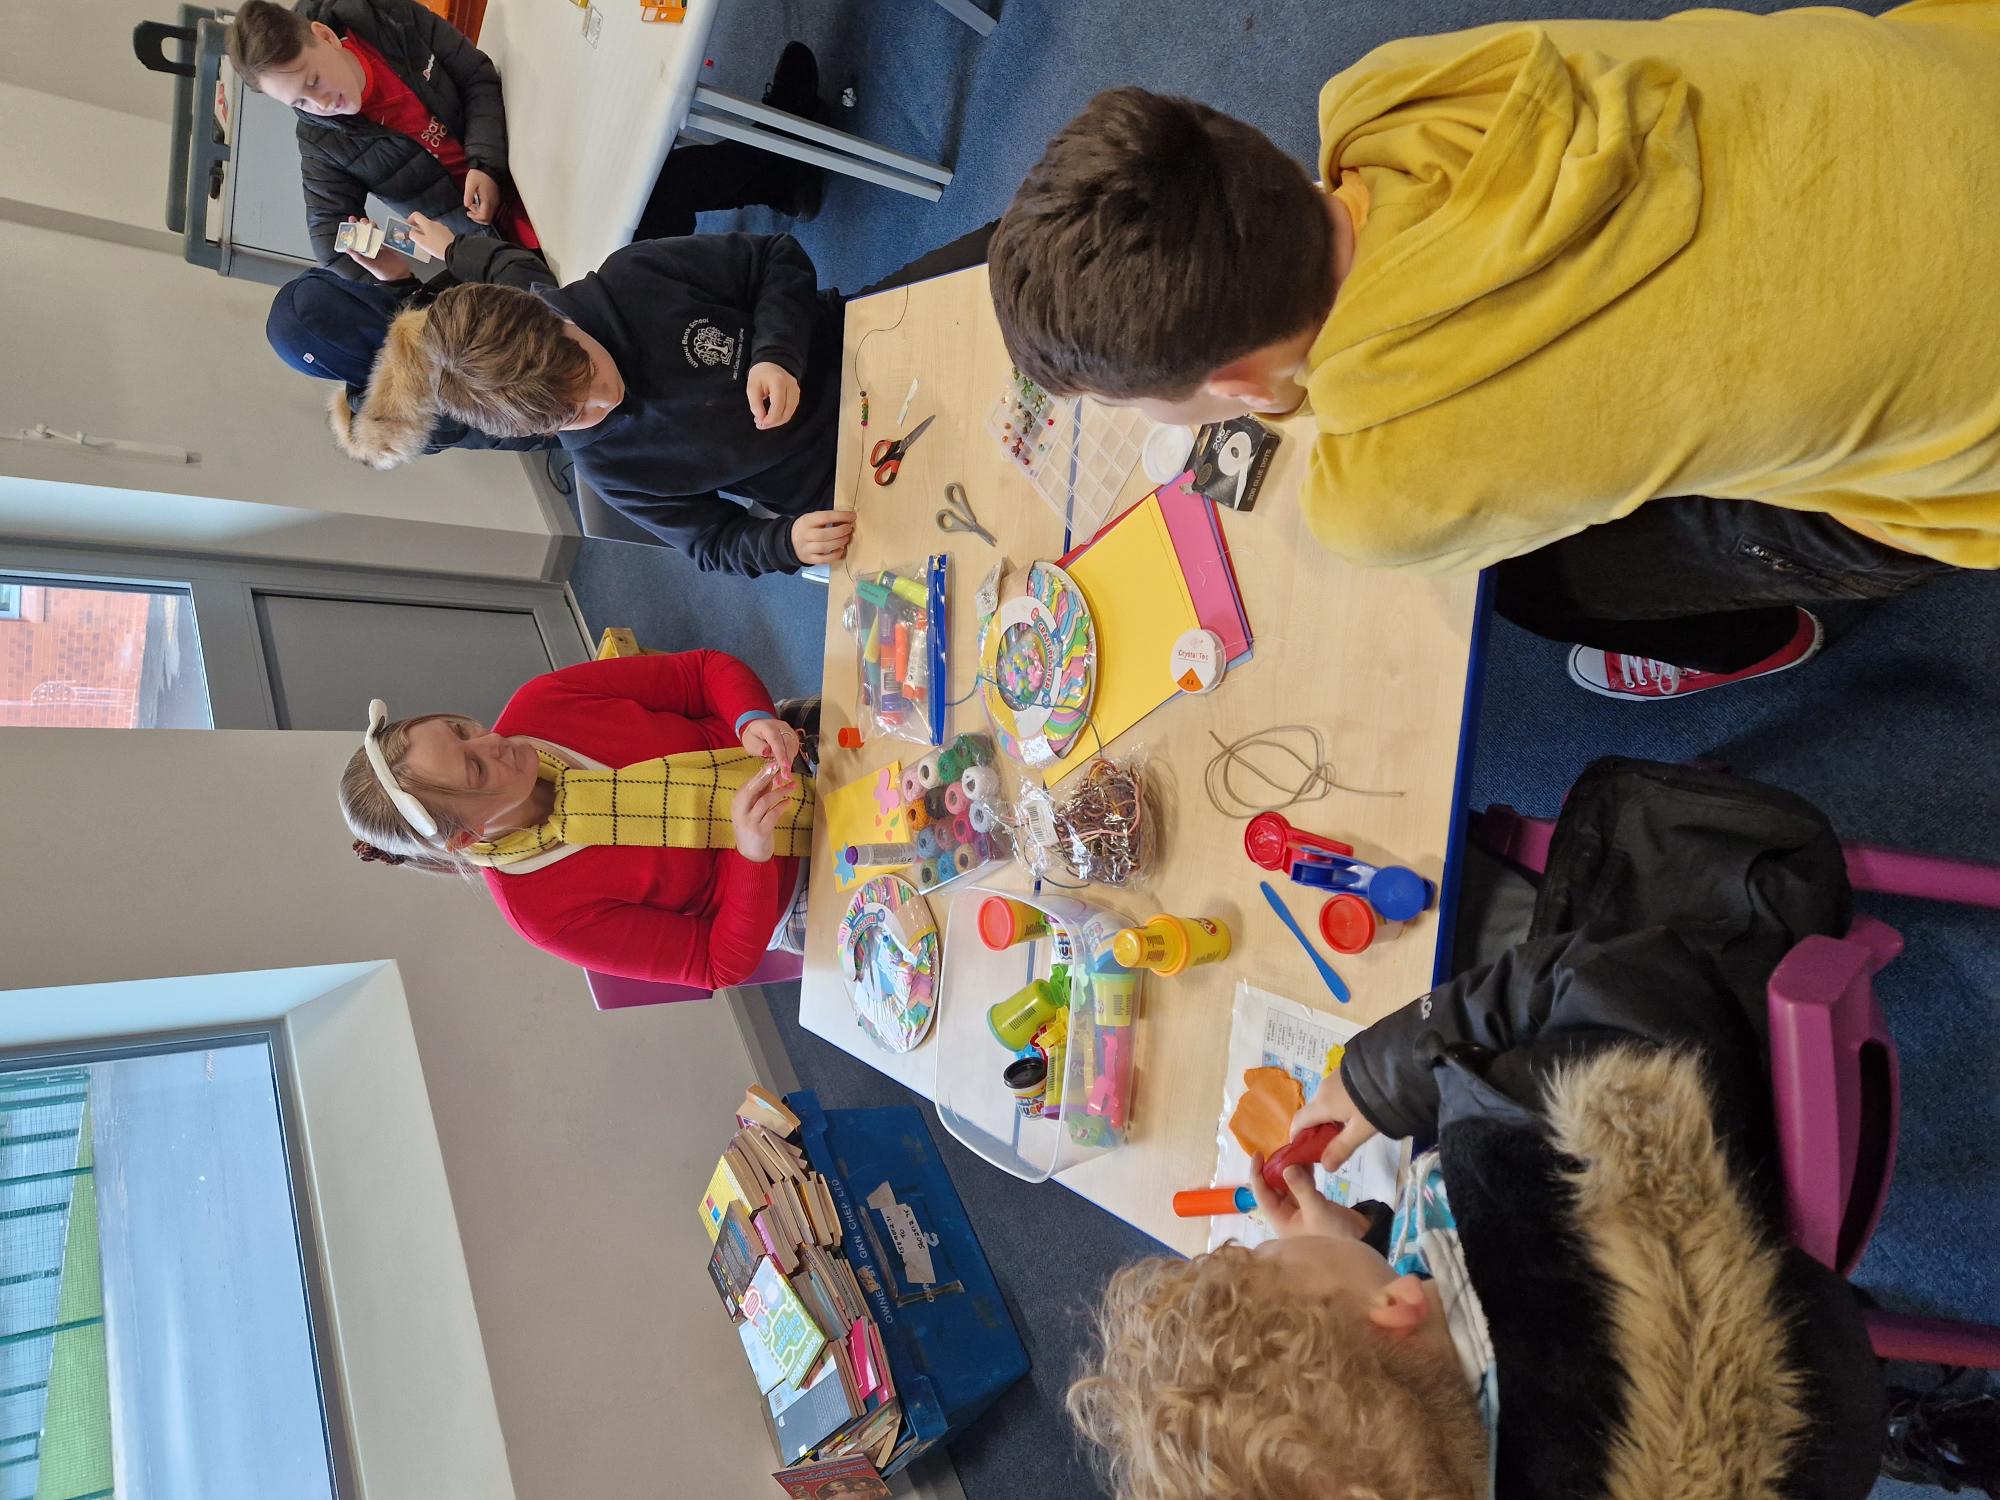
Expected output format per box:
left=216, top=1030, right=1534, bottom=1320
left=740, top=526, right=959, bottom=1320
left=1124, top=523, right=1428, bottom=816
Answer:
left=0, top=1024, right=359, bottom=1500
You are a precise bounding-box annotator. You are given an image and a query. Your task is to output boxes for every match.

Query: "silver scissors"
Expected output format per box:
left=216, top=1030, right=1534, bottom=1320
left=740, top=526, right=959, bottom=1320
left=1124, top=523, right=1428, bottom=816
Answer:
left=935, top=482, right=997, bottom=545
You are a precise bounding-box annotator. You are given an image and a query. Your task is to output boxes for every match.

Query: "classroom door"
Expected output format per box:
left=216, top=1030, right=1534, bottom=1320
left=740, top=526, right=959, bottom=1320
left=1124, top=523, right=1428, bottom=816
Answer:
left=253, top=594, right=559, bottom=729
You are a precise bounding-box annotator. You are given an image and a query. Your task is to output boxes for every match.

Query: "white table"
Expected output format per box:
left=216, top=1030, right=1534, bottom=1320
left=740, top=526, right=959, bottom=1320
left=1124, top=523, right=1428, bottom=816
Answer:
left=477, top=0, right=956, bottom=279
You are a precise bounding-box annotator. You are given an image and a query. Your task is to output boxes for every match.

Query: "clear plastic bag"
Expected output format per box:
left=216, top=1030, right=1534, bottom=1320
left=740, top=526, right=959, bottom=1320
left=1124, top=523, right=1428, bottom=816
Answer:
left=897, top=733, right=1017, bottom=893
left=842, top=555, right=949, bottom=746
left=1014, top=751, right=1155, bottom=889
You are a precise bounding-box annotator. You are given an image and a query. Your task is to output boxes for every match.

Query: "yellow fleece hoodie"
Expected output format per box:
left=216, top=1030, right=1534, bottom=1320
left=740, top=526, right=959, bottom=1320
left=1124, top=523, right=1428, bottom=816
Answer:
left=1307, top=0, right=2000, bottom=573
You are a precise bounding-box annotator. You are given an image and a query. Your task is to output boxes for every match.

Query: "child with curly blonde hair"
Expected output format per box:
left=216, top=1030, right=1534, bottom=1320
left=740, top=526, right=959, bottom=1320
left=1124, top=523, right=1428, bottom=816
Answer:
left=1068, top=762, right=1891, bottom=1500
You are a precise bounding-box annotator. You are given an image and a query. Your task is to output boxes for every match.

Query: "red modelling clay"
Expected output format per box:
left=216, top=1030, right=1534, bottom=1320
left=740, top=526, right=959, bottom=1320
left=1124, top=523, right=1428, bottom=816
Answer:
left=1262, top=1123, right=1341, bottom=1194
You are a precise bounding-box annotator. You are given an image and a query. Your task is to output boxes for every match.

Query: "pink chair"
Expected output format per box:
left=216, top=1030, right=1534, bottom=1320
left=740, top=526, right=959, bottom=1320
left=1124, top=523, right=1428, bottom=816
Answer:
left=1471, top=804, right=2000, bottom=1369
left=586, top=949, right=804, bottom=1009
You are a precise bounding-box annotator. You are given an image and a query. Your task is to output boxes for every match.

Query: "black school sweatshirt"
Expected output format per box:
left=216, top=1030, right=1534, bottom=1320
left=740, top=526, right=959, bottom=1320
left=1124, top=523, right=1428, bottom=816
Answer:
left=450, top=233, right=842, bottom=575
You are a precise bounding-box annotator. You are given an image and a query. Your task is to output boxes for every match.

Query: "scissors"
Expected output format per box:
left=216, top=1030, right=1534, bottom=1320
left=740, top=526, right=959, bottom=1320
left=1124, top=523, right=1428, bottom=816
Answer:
left=869, top=414, right=935, bottom=487
left=935, top=482, right=997, bottom=545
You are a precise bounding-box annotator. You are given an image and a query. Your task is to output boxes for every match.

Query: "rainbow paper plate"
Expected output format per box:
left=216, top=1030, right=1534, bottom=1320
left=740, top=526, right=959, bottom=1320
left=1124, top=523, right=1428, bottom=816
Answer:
left=979, top=561, right=1096, bottom=768
left=836, top=873, right=939, bottom=1052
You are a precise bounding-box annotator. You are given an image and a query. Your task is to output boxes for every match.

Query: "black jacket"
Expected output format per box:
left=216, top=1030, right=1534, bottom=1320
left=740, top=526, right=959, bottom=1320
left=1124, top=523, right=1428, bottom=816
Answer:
left=290, top=0, right=508, bottom=274
left=1344, top=761, right=1883, bottom=1500
left=454, top=233, right=842, bottom=575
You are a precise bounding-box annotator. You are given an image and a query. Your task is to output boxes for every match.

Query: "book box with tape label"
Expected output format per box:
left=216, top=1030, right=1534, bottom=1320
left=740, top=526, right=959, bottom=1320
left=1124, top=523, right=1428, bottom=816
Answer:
left=788, top=1091, right=1028, bottom=1475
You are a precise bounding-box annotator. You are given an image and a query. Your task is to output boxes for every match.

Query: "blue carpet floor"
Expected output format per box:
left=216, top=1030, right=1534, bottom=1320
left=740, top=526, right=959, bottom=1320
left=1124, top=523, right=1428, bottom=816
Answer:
left=568, top=3, right=2000, bottom=1495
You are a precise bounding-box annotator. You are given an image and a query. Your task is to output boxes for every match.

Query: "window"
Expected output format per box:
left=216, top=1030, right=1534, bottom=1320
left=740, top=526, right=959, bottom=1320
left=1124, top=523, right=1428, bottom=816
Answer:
left=0, top=577, right=211, bottom=729
left=0, top=1039, right=342, bottom=1500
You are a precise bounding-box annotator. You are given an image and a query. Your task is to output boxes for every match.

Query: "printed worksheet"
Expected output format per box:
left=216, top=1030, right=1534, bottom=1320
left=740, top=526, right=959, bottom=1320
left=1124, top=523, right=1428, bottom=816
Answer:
left=1208, top=981, right=1404, bottom=1251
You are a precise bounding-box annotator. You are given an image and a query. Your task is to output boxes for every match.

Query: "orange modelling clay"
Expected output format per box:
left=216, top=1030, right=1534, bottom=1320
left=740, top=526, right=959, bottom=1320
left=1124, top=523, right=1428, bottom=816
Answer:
left=1227, top=1066, right=1306, bottom=1158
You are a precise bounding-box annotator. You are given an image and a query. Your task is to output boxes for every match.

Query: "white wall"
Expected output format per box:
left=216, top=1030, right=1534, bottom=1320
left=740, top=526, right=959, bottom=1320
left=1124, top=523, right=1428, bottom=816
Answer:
left=0, top=727, right=787, bottom=1499
left=0, top=214, right=564, bottom=579
left=0, top=81, right=166, bottom=233
left=0, top=0, right=177, bottom=124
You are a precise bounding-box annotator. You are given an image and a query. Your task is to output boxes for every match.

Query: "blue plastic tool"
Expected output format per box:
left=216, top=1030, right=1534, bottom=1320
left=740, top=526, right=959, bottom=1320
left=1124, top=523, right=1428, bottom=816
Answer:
left=1260, top=880, right=1350, bottom=1003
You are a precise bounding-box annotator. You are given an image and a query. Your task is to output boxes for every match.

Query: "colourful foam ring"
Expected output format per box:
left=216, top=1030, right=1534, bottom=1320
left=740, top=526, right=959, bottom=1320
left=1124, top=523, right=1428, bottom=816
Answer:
left=925, top=786, right=951, bottom=818
left=901, top=770, right=925, bottom=804
left=974, top=832, right=993, bottom=862
left=944, top=783, right=969, bottom=816
left=914, top=750, right=944, bottom=788
left=915, top=828, right=940, bottom=860
left=953, top=846, right=977, bottom=873
left=917, top=859, right=941, bottom=887
left=969, top=803, right=998, bottom=834
left=933, top=819, right=959, bottom=852
left=952, top=814, right=976, bottom=846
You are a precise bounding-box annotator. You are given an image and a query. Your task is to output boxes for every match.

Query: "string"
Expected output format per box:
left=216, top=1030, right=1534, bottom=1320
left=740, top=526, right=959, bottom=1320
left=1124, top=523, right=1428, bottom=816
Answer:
left=1202, top=724, right=1403, bottom=820
left=838, top=286, right=915, bottom=589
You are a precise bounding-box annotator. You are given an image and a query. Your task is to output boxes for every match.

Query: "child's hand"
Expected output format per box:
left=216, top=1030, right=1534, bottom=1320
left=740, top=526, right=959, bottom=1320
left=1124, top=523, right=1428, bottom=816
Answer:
left=746, top=362, right=801, bottom=429
left=729, top=764, right=790, bottom=862
left=340, top=216, right=414, bottom=282
left=1292, top=1068, right=1381, bottom=1174
left=404, top=211, right=456, bottom=261
left=1247, top=1155, right=1375, bottom=1240
left=740, top=717, right=800, bottom=785
left=790, top=510, right=856, bottom=566
left=463, top=168, right=501, bottom=224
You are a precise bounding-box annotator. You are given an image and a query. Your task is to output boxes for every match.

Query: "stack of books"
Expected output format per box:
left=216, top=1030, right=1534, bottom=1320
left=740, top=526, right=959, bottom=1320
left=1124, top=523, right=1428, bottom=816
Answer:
left=702, top=1086, right=904, bottom=1499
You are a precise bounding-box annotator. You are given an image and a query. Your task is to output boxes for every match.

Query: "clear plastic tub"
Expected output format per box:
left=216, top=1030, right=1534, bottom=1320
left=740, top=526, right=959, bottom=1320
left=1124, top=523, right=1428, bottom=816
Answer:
left=932, top=885, right=1144, bottom=1183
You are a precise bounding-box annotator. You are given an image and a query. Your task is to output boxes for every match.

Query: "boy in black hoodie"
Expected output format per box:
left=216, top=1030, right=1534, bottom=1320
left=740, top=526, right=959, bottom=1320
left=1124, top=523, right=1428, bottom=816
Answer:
left=379, top=218, right=853, bottom=576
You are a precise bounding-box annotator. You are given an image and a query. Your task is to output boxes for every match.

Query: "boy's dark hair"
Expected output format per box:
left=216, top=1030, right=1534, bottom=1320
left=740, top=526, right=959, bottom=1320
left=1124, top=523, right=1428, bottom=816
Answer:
left=988, top=88, right=1336, bottom=401
left=228, top=0, right=316, bottom=90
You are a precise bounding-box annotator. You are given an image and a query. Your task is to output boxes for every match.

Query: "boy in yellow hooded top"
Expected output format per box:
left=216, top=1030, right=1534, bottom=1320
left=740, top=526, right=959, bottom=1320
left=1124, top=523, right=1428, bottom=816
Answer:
left=988, top=1, right=1997, bottom=701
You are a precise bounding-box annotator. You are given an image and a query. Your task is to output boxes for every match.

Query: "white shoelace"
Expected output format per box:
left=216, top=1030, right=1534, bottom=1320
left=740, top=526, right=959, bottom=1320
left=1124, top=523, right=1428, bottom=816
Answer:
left=1615, top=654, right=1705, bottom=693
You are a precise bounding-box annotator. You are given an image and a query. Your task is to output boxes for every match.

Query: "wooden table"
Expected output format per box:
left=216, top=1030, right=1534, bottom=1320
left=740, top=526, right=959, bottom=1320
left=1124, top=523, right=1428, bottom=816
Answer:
left=800, top=269, right=1485, bottom=1256
left=476, top=0, right=954, bottom=280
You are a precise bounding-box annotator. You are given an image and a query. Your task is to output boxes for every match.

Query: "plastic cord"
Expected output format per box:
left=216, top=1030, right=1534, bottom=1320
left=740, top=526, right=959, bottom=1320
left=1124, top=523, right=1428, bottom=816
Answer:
left=1202, top=724, right=1403, bottom=820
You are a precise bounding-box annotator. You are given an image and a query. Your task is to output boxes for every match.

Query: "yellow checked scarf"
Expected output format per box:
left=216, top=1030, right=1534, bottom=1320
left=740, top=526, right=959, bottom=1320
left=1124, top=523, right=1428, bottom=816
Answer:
left=465, top=749, right=815, bottom=868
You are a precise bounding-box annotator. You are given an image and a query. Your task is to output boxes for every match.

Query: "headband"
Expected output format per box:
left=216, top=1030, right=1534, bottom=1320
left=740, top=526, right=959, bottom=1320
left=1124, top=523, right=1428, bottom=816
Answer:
left=363, top=699, right=438, bottom=838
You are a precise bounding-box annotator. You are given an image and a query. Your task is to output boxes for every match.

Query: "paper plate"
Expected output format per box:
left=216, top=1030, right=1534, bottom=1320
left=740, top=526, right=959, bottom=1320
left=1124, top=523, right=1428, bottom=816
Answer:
left=836, top=873, right=939, bottom=1052
left=979, top=561, right=1097, bottom=767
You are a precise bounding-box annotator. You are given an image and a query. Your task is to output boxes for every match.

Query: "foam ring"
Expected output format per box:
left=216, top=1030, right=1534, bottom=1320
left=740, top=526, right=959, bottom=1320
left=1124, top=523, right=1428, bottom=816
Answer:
left=969, top=803, right=996, bottom=834
left=944, top=783, right=969, bottom=816
left=953, top=846, right=977, bottom=873
left=906, top=802, right=931, bottom=832
left=926, top=786, right=950, bottom=818
left=974, top=833, right=993, bottom=862
left=914, top=751, right=944, bottom=787
left=961, top=765, right=999, bottom=803
left=952, top=814, right=976, bottom=846
left=901, top=770, right=924, bottom=804
left=915, top=828, right=940, bottom=860
left=934, top=818, right=959, bottom=852
left=917, top=859, right=941, bottom=887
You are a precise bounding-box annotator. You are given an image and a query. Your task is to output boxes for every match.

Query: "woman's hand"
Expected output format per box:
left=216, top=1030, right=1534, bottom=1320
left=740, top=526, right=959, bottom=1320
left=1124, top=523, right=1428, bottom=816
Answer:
left=790, top=510, right=855, bottom=565
left=463, top=168, right=501, bottom=224
left=340, top=216, right=414, bottom=281
left=1293, top=1067, right=1382, bottom=1174
left=740, top=717, right=800, bottom=784
left=1245, top=1155, right=1374, bottom=1240
left=730, top=765, right=791, bottom=863
left=746, top=362, right=801, bottom=429
left=404, top=210, right=456, bottom=261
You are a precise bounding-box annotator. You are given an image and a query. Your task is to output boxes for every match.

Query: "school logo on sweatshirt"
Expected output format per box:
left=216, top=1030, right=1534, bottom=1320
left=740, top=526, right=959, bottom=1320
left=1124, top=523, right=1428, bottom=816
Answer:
left=681, top=318, right=743, bottom=375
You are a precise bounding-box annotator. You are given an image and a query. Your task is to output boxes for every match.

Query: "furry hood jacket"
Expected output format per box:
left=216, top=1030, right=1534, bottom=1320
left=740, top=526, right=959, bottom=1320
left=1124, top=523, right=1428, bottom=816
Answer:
left=1342, top=761, right=1885, bottom=1499
left=328, top=306, right=433, bottom=468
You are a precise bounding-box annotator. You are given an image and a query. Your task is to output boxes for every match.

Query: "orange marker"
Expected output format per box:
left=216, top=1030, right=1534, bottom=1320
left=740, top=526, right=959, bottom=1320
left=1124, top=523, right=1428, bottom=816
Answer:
left=892, top=621, right=911, bottom=685
left=1172, top=1185, right=1256, bottom=1217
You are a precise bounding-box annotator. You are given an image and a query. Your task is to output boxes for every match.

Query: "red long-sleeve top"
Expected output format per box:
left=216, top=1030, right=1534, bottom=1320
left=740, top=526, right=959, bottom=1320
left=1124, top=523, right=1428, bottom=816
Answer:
left=484, top=651, right=796, bottom=988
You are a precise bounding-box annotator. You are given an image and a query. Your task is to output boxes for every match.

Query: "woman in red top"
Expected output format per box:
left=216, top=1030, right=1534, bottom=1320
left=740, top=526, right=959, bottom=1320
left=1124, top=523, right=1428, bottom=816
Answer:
left=338, top=652, right=816, bottom=989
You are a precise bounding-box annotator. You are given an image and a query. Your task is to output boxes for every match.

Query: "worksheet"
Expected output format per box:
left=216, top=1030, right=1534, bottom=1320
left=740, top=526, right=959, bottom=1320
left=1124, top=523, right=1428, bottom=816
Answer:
left=1208, top=981, right=1404, bottom=1251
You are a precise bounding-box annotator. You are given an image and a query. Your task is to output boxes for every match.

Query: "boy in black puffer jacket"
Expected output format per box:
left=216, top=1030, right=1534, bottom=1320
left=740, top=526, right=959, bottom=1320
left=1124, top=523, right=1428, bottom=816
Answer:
left=1069, top=761, right=1888, bottom=1500
left=228, top=0, right=820, bottom=280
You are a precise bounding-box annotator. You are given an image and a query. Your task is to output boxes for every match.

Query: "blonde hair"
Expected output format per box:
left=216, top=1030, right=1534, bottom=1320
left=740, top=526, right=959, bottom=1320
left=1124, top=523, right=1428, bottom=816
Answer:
left=422, top=283, right=594, bottom=438
left=1067, top=1246, right=1488, bottom=1500
left=338, top=713, right=481, bottom=877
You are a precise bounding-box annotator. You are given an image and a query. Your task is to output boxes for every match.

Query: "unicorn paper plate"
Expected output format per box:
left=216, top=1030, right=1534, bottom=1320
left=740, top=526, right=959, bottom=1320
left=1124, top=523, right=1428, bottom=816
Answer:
left=836, top=873, right=939, bottom=1052
left=979, top=560, right=1096, bottom=768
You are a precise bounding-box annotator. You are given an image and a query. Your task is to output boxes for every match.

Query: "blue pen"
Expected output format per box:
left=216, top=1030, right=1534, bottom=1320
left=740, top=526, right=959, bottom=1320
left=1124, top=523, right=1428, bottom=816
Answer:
left=1260, top=880, right=1350, bottom=1003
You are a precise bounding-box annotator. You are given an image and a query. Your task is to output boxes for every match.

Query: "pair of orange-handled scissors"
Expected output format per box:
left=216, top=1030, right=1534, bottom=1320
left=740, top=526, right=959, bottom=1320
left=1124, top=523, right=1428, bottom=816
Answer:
left=869, top=414, right=935, bottom=486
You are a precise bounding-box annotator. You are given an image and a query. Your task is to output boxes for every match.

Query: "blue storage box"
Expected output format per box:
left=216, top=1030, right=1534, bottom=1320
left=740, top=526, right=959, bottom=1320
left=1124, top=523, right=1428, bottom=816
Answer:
left=788, top=1091, right=1029, bottom=1476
